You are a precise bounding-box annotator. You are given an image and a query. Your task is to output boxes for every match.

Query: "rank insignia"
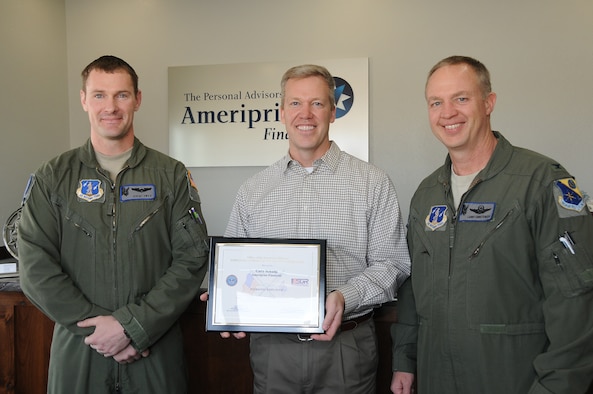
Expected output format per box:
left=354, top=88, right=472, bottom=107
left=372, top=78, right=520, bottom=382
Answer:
left=76, top=179, right=104, bottom=202
left=426, top=205, right=448, bottom=231
left=554, top=178, right=585, bottom=213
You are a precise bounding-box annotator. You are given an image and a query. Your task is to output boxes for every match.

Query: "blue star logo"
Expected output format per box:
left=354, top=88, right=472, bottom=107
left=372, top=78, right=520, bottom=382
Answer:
left=333, top=77, right=354, bottom=119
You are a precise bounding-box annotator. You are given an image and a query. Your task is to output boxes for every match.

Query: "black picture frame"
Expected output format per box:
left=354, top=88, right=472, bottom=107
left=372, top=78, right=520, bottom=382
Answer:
left=206, top=237, right=326, bottom=334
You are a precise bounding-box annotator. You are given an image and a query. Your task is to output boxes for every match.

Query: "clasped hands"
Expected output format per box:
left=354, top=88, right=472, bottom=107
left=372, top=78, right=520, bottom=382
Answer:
left=77, top=315, right=150, bottom=364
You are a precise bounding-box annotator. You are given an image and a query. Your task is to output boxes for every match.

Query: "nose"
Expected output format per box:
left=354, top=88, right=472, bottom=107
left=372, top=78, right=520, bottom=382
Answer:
left=299, top=104, right=313, bottom=118
left=104, top=97, right=118, bottom=113
left=440, top=101, right=457, bottom=118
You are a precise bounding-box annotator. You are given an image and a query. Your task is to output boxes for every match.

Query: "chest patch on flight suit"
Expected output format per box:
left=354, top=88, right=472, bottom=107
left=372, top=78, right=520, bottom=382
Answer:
left=458, top=202, right=496, bottom=222
left=76, top=179, right=105, bottom=202
left=553, top=178, right=587, bottom=217
left=425, top=205, right=448, bottom=231
left=120, top=184, right=156, bottom=202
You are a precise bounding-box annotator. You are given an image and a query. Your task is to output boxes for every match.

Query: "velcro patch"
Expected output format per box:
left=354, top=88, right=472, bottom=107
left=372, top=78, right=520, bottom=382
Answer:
left=77, top=179, right=105, bottom=203
left=425, top=205, right=448, bottom=231
left=458, top=202, right=496, bottom=222
left=553, top=178, right=587, bottom=217
left=22, top=174, right=36, bottom=205
left=187, top=170, right=200, bottom=202
left=120, top=184, right=156, bottom=202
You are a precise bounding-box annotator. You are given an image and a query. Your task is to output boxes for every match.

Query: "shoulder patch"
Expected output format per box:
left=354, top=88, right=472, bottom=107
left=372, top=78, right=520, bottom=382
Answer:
left=553, top=178, right=587, bottom=218
left=187, top=170, right=200, bottom=202
left=21, top=174, right=36, bottom=205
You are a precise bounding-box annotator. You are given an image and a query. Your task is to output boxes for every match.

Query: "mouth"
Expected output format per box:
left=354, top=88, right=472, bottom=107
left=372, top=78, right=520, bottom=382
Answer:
left=101, top=117, right=122, bottom=125
left=297, top=125, right=315, bottom=132
left=443, top=123, right=462, bottom=131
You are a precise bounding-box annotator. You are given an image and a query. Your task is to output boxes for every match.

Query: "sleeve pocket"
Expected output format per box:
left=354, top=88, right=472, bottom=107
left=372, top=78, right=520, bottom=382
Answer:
left=544, top=243, right=593, bottom=298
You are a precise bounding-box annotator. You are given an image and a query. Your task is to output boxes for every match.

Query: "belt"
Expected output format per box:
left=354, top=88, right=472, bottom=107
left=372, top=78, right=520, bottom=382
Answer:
left=340, top=311, right=374, bottom=332
left=296, top=311, right=374, bottom=342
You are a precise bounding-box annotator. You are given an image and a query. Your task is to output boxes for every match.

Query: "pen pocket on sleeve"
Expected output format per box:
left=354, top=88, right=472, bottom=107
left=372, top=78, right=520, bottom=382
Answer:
left=178, top=215, right=209, bottom=258
left=546, top=244, right=593, bottom=297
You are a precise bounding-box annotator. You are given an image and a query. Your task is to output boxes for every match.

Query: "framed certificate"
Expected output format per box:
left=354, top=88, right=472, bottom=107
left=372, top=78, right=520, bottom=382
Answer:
left=206, top=237, right=326, bottom=333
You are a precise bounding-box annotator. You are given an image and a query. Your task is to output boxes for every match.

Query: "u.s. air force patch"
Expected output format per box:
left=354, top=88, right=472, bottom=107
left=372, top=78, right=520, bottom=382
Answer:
left=426, top=205, right=448, bottom=231
left=76, top=179, right=105, bottom=202
left=553, top=178, right=587, bottom=218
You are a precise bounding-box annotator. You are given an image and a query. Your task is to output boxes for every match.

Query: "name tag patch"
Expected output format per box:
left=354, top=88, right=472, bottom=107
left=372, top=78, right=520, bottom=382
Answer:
left=458, top=202, right=495, bottom=222
left=120, top=184, right=156, bottom=202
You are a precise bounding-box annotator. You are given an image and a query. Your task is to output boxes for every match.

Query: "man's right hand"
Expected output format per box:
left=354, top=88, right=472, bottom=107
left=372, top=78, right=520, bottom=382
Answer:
left=199, top=291, right=247, bottom=339
left=112, top=344, right=150, bottom=364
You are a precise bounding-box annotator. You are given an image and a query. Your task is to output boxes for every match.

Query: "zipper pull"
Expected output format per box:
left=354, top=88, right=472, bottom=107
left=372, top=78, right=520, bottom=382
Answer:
left=553, top=252, right=563, bottom=270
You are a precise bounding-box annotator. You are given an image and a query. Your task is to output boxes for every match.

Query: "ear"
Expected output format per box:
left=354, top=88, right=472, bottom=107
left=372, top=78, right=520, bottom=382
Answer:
left=135, top=90, right=142, bottom=111
left=485, top=92, right=496, bottom=115
left=80, top=90, right=88, bottom=112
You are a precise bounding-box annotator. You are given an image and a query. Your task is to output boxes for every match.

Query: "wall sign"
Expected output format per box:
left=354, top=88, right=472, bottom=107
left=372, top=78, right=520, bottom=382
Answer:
left=168, top=58, right=368, bottom=167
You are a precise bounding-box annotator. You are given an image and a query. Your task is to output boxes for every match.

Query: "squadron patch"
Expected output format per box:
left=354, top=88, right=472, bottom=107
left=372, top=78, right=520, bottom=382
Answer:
left=76, top=179, right=105, bottom=202
left=426, top=205, right=448, bottom=231
left=553, top=178, right=587, bottom=217
left=120, top=184, right=156, bottom=202
left=458, top=202, right=496, bottom=222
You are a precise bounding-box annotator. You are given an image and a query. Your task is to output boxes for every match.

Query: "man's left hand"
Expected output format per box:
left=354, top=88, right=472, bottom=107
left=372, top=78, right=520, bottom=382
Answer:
left=311, top=290, right=345, bottom=341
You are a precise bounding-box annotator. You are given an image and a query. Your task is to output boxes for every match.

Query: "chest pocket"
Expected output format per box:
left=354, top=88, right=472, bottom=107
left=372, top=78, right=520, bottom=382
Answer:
left=59, top=201, right=98, bottom=297
left=408, top=208, right=446, bottom=318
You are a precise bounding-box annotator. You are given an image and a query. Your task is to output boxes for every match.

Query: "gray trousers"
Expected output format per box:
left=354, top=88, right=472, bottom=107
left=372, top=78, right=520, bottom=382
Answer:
left=249, top=320, right=378, bottom=394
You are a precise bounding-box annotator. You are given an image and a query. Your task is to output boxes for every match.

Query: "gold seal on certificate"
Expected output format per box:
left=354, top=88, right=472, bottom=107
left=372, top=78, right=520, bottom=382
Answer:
left=206, top=237, right=327, bottom=333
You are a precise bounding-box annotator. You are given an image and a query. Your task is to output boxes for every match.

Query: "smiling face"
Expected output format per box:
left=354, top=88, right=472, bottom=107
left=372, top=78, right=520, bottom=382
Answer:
left=80, top=69, right=141, bottom=152
left=425, top=63, right=496, bottom=155
left=280, top=75, right=336, bottom=167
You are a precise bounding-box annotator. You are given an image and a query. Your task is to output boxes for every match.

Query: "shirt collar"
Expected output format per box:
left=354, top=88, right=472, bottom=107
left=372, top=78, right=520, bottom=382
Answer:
left=282, top=141, right=341, bottom=174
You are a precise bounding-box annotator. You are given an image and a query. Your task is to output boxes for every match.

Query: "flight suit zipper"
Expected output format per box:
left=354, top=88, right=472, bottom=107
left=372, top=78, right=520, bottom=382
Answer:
left=468, top=208, right=514, bottom=261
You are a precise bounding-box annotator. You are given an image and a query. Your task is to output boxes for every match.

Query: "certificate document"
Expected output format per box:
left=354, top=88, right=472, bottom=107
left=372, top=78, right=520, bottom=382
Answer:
left=206, top=237, right=326, bottom=333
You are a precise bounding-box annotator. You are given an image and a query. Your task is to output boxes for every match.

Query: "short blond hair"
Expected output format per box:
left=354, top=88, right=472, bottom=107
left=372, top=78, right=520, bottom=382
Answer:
left=280, top=64, right=336, bottom=109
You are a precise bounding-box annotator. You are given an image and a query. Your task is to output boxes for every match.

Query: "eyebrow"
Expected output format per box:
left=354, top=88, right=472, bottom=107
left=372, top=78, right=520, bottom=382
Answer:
left=427, top=90, right=472, bottom=101
left=88, top=89, right=132, bottom=95
left=286, top=96, right=326, bottom=103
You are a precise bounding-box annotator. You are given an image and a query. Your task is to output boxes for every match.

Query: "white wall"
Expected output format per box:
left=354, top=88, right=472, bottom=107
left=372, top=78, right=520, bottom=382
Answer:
left=3, top=0, right=592, bottom=239
left=0, top=0, right=69, bottom=231
left=64, top=0, right=593, bottom=236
